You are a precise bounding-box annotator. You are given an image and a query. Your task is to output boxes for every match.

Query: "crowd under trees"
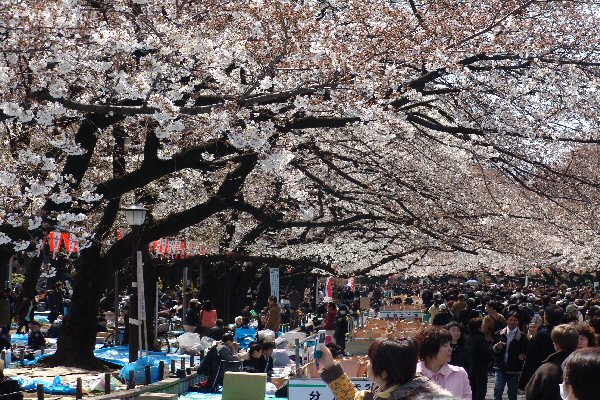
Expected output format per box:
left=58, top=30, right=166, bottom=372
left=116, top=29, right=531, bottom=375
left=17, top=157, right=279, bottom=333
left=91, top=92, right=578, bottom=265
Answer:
left=1, top=0, right=600, bottom=367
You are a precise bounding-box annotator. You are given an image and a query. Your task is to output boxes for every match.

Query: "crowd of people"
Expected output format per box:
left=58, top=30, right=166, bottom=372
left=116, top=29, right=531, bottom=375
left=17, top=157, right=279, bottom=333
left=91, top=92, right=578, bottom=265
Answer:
left=313, top=280, right=600, bottom=400
left=2, top=274, right=600, bottom=400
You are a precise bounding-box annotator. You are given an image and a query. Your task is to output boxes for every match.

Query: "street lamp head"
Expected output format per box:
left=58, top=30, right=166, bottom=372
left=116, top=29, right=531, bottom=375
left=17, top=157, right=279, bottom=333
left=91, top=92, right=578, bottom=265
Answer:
left=121, top=204, right=148, bottom=226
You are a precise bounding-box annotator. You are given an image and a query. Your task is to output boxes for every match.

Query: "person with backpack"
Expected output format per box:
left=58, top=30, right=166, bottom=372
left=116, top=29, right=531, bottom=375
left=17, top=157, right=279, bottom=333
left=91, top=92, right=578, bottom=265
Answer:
left=483, top=302, right=506, bottom=344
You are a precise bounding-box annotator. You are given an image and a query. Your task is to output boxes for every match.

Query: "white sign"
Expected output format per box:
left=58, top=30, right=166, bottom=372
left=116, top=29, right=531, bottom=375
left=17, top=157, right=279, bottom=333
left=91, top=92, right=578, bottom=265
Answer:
left=270, top=268, right=280, bottom=301
left=289, top=379, right=373, bottom=400
left=136, top=251, right=146, bottom=320
left=378, top=310, right=423, bottom=320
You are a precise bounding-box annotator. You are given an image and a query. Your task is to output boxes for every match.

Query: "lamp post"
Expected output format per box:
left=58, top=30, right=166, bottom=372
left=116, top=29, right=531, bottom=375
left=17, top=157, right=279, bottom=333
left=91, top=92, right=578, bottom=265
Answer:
left=122, top=204, right=147, bottom=363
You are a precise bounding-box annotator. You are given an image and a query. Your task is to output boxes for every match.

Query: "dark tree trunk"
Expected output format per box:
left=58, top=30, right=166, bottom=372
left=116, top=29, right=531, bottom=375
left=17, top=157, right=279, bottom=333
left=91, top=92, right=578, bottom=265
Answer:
left=20, top=256, right=44, bottom=299
left=0, top=248, right=13, bottom=288
left=42, top=244, right=110, bottom=369
left=196, top=262, right=262, bottom=323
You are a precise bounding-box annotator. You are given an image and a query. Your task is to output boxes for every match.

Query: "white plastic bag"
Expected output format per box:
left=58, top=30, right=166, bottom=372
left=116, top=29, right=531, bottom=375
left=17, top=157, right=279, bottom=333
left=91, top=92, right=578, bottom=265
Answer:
left=265, top=382, right=278, bottom=396
left=88, top=373, right=121, bottom=392
left=177, top=332, right=201, bottom=354
left=257, top=329, right=276, bottom=343
left=272, top=349, right=292, bottom=367
left=274, top=337, right=289, bottom=349
left=281, top=331, right=306, bottom=342
left=187, top=336, right=214, bottom=355
left=198, top=336, right=214, bottom=352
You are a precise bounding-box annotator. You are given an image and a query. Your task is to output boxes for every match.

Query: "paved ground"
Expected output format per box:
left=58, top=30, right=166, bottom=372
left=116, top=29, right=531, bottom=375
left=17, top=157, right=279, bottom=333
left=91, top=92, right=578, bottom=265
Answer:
left=484, top=374, right=526, bottom=400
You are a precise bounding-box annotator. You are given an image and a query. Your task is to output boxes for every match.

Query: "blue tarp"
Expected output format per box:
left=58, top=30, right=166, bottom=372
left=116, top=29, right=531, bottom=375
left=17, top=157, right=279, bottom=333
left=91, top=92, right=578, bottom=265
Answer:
left=22, top=353, right=52, bottom=367
left=94, top=346, right=190, bottom=367
left=234, top=328, right=256, bottom=349
left=10, top=334, right=28, bottom=346
left=118, top=353, right=191, bottom=384
left=93, top=346, right=192, bottom=385
left=15, top=375, right=76, bottom=395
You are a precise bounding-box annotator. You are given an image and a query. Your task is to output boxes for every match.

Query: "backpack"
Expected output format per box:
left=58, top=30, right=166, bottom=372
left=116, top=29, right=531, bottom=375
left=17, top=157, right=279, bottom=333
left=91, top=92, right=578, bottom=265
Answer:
left=493, top=315, right=507, bottom=332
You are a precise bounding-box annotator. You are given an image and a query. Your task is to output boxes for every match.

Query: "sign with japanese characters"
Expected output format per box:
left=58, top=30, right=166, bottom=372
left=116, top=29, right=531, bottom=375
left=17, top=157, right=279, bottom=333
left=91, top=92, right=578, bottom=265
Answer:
left=378, top=310, right=423, bottom=320
left=270, top=267, right=280, bottom=301
left=136, top=251, right=146, bottom=320
left=289, top=379, right=373, bottom=400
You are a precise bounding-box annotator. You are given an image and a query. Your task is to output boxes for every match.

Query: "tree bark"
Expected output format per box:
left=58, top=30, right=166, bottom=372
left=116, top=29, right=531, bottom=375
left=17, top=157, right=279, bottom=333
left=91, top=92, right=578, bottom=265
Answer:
left=42, top=244, right=110, bottom=369
left=0, top=248, right=13, bottom=288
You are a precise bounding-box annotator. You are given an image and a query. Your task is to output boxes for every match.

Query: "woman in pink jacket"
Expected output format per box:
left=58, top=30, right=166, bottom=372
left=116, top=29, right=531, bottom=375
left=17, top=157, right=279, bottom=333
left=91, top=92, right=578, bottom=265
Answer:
left=415, top=325, right=472, bottom=400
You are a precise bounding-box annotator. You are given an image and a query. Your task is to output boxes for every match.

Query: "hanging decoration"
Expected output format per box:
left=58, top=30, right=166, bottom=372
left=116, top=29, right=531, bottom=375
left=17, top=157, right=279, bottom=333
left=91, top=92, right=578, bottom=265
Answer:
left=42, top=231, right=80, bottom=258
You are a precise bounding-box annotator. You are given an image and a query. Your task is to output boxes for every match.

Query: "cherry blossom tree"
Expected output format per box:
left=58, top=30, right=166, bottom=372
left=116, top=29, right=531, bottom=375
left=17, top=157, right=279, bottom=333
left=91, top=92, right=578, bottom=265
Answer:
left=2, top=0, right=600, bottom=366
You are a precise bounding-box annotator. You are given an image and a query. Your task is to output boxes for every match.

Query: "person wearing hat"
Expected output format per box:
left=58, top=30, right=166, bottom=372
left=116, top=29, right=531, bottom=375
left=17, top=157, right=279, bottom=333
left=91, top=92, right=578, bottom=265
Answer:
left=432, top=304, right=453, bottom=327
left=183, top=299, right=199, bottom=333
left=564, top=305, right=582, bottom=323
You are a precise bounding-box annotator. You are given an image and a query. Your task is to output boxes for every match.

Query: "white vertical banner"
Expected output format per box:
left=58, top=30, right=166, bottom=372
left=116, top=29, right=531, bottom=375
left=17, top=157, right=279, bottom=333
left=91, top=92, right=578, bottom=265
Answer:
left=269, top=268, right=280, bottom=301
left=137, top=251, right=146, bottom=320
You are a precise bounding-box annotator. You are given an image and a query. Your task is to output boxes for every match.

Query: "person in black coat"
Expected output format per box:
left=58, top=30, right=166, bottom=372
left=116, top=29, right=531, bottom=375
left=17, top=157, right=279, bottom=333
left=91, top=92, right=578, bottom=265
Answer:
left=465, top=318, right=493, bottom=400
left=333, top=305, right=349, bottom=350
left=0, top=360, right=23, bottom=400
left=260, top=342, right=275, bottom=375
left=45, top=282, right=64, bottom=323
left=459, top=298, right=481, bottom=328
left=183, top=299, right=200, bottom=332
left=0, top=328, right=10, bottom=351
left=27, top=322, right=46, bottom=351
left=197, top=333, right=237, bottom=388
left=243, top=343, right=264, bottom=372
left=432, top=304, right=453, bottom=326
left=518, top=304, right=564, bottom=390
left=525, top=324, right=578, bottom=400
left=445, top=322, right=472, bottom=375
left=209, top=319, right=225, bottom=341
left=492, top=312, right=529, bottom=400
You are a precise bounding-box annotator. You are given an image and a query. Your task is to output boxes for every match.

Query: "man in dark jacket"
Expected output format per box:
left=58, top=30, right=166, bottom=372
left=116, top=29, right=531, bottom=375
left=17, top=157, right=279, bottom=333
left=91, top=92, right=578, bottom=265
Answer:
left=459, top=298, right=481, bottom=327
left=259, top=342, right=275, bottom=375
left=45, top=282, right=64, bottom=323
left=0, top=360, right=23, bottom=400
left=432, top=304, right=453, bottom=326
left=196, top=333, right=237, bottom=389
left=518, top=304, right=564, bottom=390
left=525, top=324, right=578, bottom=400
left=492, top=312, right=528, bottom=400
left=27, top=322, right=46, bottom=351
left=333, top=305, right=349, bottom=350
left=208, top=319, right=225, bottom=341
